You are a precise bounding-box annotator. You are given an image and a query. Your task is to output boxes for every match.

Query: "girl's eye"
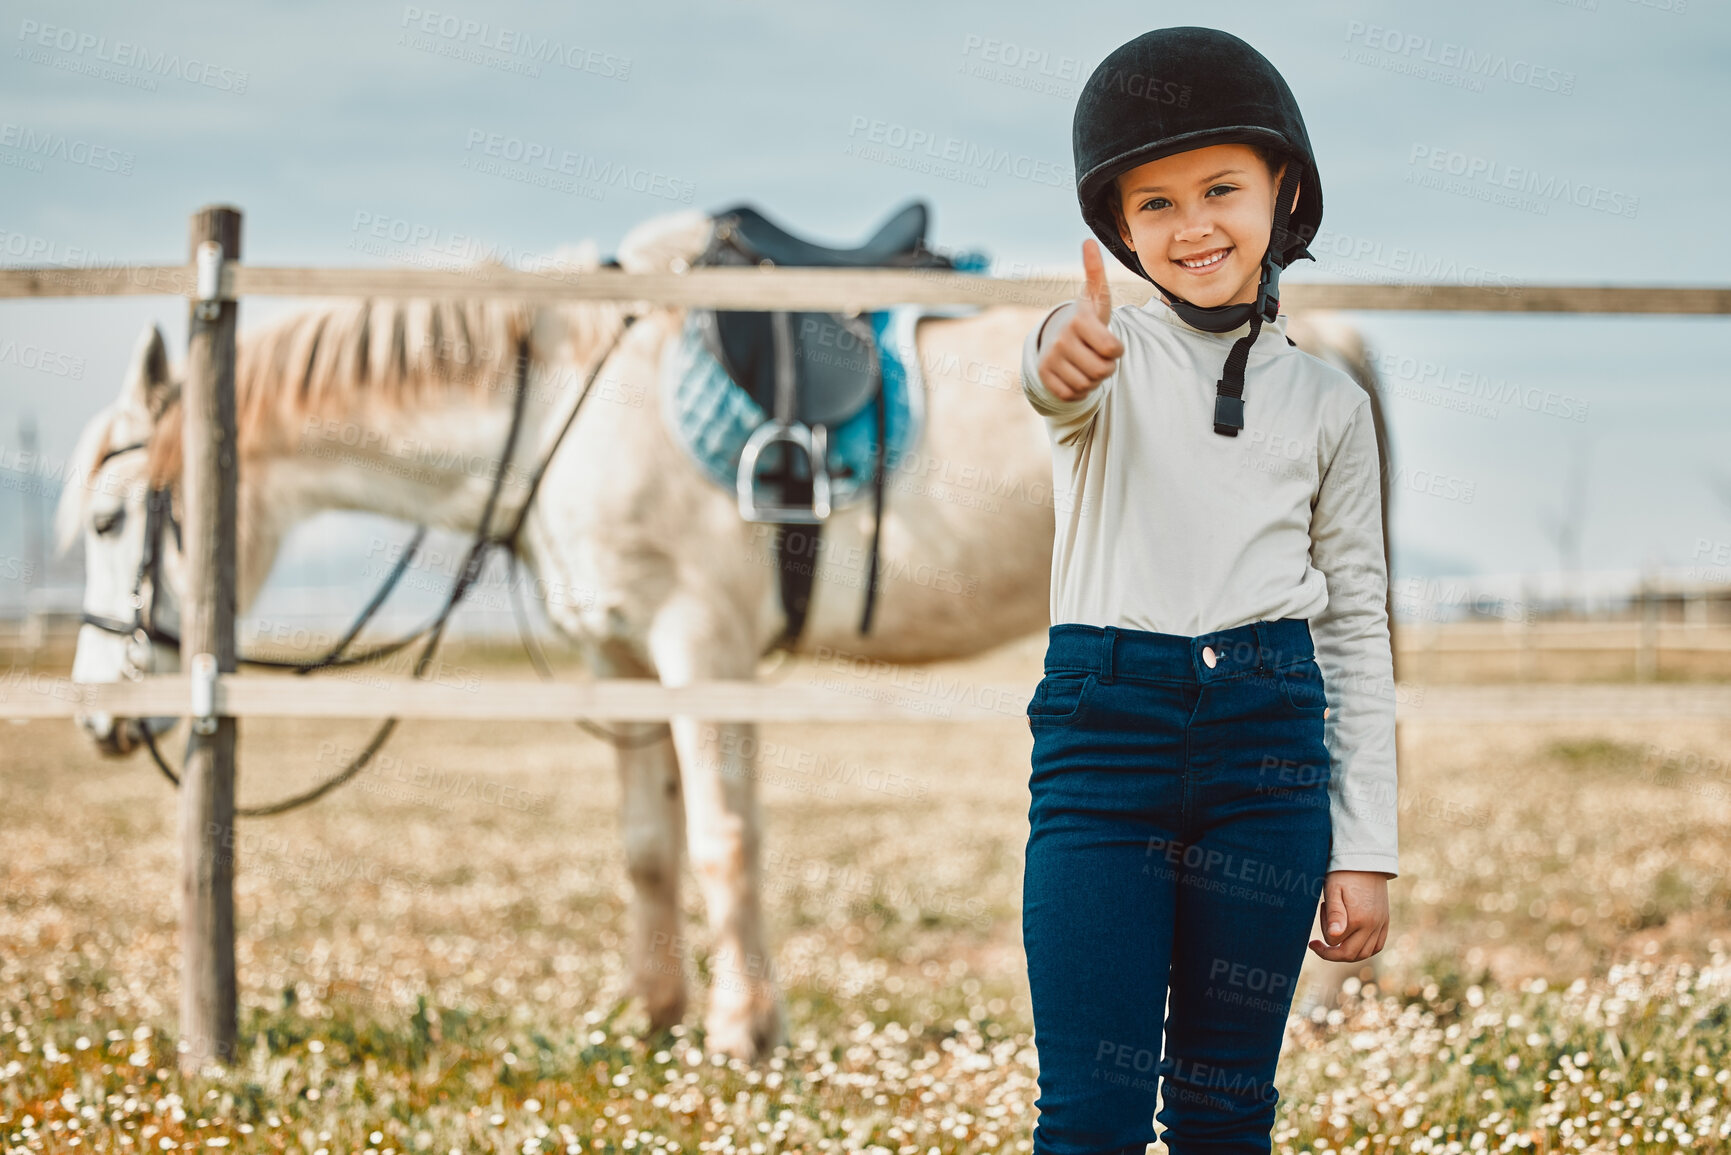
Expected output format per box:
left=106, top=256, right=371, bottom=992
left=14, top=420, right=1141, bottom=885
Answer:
left=93, top=510, right=123, bottom=537
left=1137, top=185, right=1236, bottom=212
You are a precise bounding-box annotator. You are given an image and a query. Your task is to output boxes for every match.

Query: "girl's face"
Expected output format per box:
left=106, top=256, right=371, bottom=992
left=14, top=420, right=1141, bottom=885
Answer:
left=1111, top=142, right=1300, bottom=312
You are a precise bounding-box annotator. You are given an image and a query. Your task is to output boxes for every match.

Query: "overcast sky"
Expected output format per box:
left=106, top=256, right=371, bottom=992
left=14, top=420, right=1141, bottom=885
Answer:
left=3, top=0, right=1727, bottom=618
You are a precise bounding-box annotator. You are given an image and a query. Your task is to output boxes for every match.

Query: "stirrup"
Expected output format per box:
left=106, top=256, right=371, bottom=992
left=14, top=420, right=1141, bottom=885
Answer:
left=736, top=420, right=831, bottom=524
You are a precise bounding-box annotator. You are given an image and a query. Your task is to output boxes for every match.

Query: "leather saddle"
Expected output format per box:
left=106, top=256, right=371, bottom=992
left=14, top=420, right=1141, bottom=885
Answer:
left=688, top=201, right=959, bottom=653
left=693, top=201, right=956, bottom=523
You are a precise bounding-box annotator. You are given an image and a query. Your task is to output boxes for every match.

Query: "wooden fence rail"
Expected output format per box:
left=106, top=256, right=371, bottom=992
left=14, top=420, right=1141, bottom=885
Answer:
left=2, top=261, right=1729, bottom=313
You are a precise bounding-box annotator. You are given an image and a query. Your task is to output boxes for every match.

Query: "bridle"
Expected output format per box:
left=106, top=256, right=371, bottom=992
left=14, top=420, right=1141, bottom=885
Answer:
left=79, top=441, right=182, bottom=681
left=76, top=308, right=665, bottom=817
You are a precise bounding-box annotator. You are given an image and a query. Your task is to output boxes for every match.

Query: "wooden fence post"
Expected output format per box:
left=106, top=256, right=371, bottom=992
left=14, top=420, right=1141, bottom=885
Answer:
left=179, top=205, right=241, bottom=1072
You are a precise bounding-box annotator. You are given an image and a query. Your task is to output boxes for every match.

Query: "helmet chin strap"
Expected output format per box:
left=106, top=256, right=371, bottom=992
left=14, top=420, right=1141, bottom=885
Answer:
left=1140, top=161, right=1305, bottom=436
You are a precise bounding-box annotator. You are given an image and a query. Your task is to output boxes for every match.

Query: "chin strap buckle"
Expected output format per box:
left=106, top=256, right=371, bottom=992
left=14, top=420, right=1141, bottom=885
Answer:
left=1255, top=251, right=1284, bottom=326
left=1213, top=392, right=1244, bottom=435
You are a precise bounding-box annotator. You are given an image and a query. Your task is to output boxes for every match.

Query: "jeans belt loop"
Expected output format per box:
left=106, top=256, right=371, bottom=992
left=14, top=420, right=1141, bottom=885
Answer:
left=1252, top=620, right=1268, bottom=674
left=1099, top=625, right=1117, bottom=685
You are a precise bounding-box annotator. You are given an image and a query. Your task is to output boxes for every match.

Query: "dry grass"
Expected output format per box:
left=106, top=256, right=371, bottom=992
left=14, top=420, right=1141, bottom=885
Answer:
left=3, top=632, right=1731, bottom=1153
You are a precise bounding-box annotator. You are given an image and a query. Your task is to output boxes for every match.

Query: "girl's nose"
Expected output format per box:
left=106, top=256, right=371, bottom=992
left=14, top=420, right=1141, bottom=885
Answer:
left=1171, top=209, right=1215, bottom=242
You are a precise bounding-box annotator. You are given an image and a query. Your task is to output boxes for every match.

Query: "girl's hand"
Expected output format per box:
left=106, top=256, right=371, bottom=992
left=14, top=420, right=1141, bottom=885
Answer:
left=1308, top=870, right=1392, bottom=962
left=1036, top=239, right=1125, bottom=401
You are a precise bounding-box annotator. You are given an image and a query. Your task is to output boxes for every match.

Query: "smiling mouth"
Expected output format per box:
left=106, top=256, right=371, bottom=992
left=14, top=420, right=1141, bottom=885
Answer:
left=1174, top=247, right=1231, bottom=273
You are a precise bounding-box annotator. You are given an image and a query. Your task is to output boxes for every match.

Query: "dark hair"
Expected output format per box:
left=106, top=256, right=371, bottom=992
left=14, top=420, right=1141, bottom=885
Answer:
left=1245, top=141, right=1288, bottom=180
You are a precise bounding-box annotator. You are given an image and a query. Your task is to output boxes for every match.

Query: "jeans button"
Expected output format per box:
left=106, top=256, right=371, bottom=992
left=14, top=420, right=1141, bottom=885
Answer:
left=1202, top=645, right=1217, bottom=668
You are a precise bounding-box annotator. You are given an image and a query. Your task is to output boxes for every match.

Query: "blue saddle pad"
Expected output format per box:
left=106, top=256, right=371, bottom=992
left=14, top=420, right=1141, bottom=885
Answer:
left=660, top=305, right=944, bottom=511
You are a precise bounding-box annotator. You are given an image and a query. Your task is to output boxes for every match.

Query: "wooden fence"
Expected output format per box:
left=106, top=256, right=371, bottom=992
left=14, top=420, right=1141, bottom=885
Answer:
left=2, top=203, right=1727, bottom=1070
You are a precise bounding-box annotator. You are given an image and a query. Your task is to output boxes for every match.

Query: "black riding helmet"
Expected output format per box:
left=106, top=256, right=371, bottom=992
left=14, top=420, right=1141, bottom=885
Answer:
left=1072, top=27, right=1323, bottom=435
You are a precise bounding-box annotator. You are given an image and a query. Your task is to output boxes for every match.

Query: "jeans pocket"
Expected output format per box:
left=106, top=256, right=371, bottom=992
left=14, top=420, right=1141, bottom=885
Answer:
left=1028, top=670, right=1095, bottom=724
left=1277, top=660, right=1328, bottom=713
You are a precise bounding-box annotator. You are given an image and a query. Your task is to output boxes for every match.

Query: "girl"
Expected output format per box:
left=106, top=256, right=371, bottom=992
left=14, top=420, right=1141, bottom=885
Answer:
left=1019, top=26, right=1400, bottom=1155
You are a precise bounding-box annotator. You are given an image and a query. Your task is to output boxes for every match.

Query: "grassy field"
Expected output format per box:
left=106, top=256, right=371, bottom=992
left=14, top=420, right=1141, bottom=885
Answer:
left=3, top=631, right=1731, bottom=1153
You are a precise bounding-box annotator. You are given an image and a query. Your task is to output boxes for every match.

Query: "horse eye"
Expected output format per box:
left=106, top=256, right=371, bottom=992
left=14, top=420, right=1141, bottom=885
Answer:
left=93, top=509, right=124, bottom=537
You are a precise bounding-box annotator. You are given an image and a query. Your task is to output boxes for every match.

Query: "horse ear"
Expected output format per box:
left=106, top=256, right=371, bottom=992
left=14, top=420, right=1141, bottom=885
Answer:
left=120, top=323, right=177, bottom=418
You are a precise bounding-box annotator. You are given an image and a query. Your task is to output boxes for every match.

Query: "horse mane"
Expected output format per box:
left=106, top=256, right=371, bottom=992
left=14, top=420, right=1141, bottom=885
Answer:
left=145, top=292, right=540, bottom=487
left=141, top=277, right=648, bottom=492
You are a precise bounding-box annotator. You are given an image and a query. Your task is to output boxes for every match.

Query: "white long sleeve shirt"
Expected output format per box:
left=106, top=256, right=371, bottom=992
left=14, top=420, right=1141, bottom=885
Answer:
left=1022, top=293, right=1399, bottom=878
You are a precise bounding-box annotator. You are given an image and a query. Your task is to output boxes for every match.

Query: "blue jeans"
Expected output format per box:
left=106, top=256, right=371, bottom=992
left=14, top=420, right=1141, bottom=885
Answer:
left=1022, top=619, right=1333, bottom=1155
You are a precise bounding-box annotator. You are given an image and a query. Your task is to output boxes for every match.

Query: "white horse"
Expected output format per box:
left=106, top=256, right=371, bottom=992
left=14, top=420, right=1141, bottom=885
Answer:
left=57, top=207, right=1395, bottom=1060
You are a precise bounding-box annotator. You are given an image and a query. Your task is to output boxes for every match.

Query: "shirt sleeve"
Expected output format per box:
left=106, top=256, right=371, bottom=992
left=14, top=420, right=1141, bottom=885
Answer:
left=1020, top=300, right=1117, bottom=447
left=1309, top=398, right=1401, bottom=878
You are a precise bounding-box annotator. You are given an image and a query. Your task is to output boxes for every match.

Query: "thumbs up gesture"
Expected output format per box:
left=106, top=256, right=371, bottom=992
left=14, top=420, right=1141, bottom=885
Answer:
left=1036, top=240, right=1126, bottom=401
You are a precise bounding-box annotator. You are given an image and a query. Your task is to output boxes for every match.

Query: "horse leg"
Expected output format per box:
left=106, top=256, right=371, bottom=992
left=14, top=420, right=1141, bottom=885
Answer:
left=590, top=634, right=689, bottom=1037
left=645, top=597, right=786, bottom=1064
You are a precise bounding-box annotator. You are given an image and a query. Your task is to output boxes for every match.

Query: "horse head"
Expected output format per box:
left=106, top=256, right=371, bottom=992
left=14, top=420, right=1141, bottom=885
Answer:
left=57, top=322, right=186, bottom=755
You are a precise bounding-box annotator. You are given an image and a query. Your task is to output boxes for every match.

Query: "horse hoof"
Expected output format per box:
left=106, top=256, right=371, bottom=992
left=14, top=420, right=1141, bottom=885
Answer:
left=703, top=998, right=785, bottom=1065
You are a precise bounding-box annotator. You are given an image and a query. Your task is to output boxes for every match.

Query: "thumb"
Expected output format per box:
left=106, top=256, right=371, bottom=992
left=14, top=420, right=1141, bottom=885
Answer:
left=1082, top=239, right=1112, bottom=326
left=1323, top=885, right=1348, bottom=939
